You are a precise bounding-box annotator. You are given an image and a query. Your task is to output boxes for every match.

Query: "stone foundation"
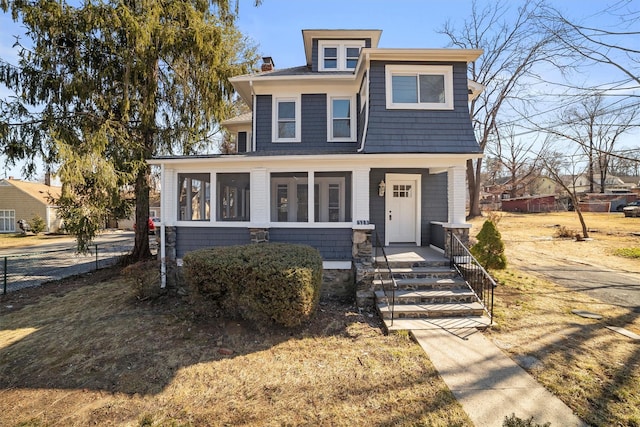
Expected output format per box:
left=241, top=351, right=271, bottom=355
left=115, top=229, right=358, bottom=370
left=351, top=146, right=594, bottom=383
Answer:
left=352, top=228, right=376, bottom=310
left=443, top=226, right=470, bottom=259
left=250, top=228, right=269, bottom=243
left=321, top=267, right=355, bottom=301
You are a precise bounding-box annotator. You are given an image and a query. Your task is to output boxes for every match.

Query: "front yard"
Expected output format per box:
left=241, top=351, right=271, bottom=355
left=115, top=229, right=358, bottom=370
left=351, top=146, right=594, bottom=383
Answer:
left=0, top=211, right=638, bottom=426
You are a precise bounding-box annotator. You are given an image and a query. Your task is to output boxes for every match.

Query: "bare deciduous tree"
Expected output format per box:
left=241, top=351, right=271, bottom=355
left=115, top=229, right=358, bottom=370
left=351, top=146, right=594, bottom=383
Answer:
left=440, top=0, right=560, bottom=218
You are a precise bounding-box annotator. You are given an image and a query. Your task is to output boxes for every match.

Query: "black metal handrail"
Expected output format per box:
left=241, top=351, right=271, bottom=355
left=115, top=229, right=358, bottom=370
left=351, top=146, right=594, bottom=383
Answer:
left=448, top=231, right=496, bottom=323
left=373, top=231, right=397, bottom=326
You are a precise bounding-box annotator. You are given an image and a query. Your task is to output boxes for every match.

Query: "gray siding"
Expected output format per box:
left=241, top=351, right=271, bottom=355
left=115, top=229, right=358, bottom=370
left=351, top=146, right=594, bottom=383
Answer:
left=255, top=94, right=358, bottom=154
left=363, top=61, right=480, bottom=154
left=370, top=169, right=448, bottom=246
left=175, top=227, right=250, bottom=258
left=269, top=228, right=352, bottom=260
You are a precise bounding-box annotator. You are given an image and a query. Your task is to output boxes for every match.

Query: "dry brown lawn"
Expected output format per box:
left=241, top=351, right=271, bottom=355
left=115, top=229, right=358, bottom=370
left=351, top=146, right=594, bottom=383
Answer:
left=470, top=211, right=640, bottom=427
left=0, top=269, right=471, bottom=427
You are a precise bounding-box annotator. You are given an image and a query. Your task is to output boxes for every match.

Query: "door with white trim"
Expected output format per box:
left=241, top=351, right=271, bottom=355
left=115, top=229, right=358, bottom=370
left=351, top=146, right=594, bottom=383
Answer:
left=385, top=175, right=419, bottom=244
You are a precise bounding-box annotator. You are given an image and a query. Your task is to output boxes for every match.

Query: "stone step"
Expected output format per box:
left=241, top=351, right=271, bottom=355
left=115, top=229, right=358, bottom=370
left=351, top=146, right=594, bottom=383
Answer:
left=383, top=316, right=492, bottom=332
left=379, top=259, right=450, bottom=268
left=374, top=266, right=457, bottom=279
left=377, top=302, right=485, bottom=319
left=373, top=277, right=467, bottom=291
left=375, top=288, right=477, bottom=305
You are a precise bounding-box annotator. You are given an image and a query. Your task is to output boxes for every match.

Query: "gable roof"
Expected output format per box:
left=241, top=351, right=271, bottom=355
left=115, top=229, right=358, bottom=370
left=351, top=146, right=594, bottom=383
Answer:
left=0, top=178, right=61, bottom=205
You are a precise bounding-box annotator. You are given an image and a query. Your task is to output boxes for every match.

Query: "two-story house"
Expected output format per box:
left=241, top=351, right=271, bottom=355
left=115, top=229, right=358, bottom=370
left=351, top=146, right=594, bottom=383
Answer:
left=150, top=29, right=483, bottom=295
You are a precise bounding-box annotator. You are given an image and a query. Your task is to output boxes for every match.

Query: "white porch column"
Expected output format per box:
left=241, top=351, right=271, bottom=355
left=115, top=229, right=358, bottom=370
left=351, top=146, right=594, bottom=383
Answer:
left=251, top=167, right=269, bottom=226
left=353, top=167, right=371, bottom=223
left=164, top=168, right=177, bottom=223
left=448, top=165, right=467, bottom=224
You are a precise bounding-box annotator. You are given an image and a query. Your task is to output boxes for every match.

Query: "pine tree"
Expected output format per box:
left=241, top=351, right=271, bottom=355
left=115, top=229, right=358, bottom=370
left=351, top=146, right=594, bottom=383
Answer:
left=0, top=0, right=257, bottom=257
left=471, top=220, right=507, bottom=270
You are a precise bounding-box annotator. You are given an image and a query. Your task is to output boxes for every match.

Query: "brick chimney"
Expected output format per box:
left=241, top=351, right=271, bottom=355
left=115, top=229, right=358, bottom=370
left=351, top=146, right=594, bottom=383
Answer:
left=261, top=56, right=275, bottom=72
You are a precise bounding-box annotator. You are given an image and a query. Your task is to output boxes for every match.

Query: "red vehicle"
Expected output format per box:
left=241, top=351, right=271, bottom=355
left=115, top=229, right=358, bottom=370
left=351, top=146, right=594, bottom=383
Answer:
left=133, top=217, right=156, bottom=234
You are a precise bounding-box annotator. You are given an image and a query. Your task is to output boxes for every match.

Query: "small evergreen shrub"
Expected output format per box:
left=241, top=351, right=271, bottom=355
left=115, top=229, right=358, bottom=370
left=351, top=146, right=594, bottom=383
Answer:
left=471, top=220, right=507, bottom=270
left=28, top=215, right=46, bottom=235
left=183, top=243, right=323, bottom=328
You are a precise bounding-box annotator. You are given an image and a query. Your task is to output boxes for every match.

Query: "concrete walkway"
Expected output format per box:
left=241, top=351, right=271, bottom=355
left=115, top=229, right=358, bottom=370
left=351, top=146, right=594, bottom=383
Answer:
left=412, top=327, right=588, bottom=427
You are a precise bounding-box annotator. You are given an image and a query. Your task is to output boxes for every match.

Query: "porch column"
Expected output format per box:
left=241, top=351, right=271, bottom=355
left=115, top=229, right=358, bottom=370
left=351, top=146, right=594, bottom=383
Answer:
left=251, top=167, right=269, bottom=226
left=447, top=165, right=467, bottom=224
left=353, top=167, right=371, bottom=223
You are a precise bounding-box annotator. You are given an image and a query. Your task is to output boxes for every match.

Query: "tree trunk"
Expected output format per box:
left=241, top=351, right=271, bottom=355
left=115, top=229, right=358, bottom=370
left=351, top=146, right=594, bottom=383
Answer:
left=570, top=193, right=589, bottom=239
left=467, top=158, right=483, bottom=219
left=130, top=164, right=152, bottom=261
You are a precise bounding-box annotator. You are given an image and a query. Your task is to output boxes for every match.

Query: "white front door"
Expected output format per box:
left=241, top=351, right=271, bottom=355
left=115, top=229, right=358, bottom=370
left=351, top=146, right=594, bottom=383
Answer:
left=385, top=174, right=420, bottom=245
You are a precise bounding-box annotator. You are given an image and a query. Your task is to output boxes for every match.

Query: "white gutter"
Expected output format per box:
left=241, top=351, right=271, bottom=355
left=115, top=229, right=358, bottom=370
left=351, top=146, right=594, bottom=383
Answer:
left=251, top=80, right=256, bottom=152
left=160, top=162, right=166, bottom=289
left=357, top=53, right=370, bottom=153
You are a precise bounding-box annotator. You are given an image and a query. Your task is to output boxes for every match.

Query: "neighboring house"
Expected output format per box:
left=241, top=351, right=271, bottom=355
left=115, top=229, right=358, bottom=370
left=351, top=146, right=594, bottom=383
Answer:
left=0, top=177, right=62, bottom=233
left=150, top=29, right=483, bottom=281
left=570, top=174, right=632, bottom=194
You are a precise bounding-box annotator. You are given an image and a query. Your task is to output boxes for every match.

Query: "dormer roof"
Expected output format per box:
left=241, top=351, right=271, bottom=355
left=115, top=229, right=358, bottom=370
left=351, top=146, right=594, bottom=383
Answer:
left=302, top=29, right=382, bottom=67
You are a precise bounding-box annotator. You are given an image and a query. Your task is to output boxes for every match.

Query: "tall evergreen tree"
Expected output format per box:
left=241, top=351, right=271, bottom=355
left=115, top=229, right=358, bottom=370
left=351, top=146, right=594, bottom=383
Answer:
left=0, top=0, right=257, bottom=257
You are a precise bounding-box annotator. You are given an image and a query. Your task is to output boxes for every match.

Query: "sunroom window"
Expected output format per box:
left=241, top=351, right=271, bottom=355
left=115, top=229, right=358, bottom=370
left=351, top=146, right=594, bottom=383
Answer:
left=217, top=173, right=250, bottom=221
left=385, top=65, right=454, bottom=110
left=270, top=172, right=352, bottom=223
left=178, top=173, right=210, bottom=221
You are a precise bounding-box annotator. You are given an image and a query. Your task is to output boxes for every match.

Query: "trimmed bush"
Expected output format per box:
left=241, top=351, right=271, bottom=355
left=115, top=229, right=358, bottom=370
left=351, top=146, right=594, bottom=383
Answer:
left=471, top=220, right=507, bottom=270
left=183, top=243, right=323, bottom=328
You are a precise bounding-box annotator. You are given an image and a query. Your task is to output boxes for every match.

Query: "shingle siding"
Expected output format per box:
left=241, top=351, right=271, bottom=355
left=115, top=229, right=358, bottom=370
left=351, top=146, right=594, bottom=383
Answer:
left=237, top=132, right=247, bottom=152
left=175, top=227, right=250, bottom=258
left=269, top=228, right=352, bottom=260
left=255, top=94, right=358, bottom=154
left=363, top=61, right=480, bottom=154
left=369, top=169, right=448, bottom=246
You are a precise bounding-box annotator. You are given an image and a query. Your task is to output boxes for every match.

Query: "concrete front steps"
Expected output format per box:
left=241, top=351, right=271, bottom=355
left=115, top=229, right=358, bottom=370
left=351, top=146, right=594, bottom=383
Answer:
left=374, top=263, right=491, bottom=332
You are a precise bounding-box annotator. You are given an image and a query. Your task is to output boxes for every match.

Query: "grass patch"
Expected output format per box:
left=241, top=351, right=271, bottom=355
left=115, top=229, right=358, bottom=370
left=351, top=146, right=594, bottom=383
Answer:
left=0, top=270, right=471, bottom=426
left=488, top=266, right=640, bottom=427
left=613, top=247, right=640, bottom=259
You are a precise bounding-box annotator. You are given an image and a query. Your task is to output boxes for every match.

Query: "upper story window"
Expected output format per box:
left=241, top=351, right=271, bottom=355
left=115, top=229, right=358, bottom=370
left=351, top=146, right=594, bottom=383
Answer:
left=273, top=96, right=301, bottom=142
left=328, top=96, right=356, bottom=142
left=385, top=65, right=454, bottom=110
left=318, top=40, right=365, bottom=72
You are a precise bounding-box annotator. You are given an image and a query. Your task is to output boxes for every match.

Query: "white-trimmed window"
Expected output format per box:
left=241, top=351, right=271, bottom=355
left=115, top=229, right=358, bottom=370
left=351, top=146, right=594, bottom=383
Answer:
left=327, top=96, right=356, bottom=142
left=385, top=65, right=454, bottom=110
left=273, top=96, right=301, bottom=142
left=0, top=209, right=15, bottom=232
left=318, top=40, right=365, bottom=71
left=178, top=173, right=210, bottom=221
left=270, top=172, right=352, bottom=223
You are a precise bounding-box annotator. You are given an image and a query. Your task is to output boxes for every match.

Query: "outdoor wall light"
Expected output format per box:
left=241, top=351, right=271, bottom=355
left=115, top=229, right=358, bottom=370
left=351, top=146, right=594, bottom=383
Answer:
left=378, top=180, right=386, bottom=197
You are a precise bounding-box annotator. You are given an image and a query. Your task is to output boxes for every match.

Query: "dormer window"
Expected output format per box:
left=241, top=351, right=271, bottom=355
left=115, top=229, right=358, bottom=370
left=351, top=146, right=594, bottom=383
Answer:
left=318, top=40, right=365, bottom=71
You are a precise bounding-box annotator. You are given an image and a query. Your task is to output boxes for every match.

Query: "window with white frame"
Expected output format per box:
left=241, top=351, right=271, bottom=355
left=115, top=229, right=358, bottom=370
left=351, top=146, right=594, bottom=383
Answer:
left=385, top=65, right=454, bottom=110
left=273, top=97, right=301, bottom=142
left=178, top=173, right=210, bottom=221
left=270, top=172, right=352, bottom=223
left=318, top=40, right=365, bottom=71
left=217, top=173, right=250, bottom=221
left=0, top=209, right=15, bottom=232
left=328, top=96, right=355, bottom=141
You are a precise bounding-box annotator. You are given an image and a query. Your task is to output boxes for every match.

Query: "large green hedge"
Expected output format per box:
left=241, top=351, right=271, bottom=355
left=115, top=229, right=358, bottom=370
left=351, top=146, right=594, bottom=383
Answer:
left=183, top=243, right=323, bottom=328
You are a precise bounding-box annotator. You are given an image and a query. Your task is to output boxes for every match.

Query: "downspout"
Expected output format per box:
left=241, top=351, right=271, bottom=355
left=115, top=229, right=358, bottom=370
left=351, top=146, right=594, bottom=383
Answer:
left=250, top=80, right=256, bottom=152
left=357, top=52, right=370, bottom=153
left=160, top=162, right=166, bottom=288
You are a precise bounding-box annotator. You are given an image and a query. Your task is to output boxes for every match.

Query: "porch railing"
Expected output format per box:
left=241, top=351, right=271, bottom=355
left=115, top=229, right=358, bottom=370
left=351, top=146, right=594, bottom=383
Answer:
left=448, top=231, right=496, bottom=323
left=373, top=231, right=397, bottom=326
